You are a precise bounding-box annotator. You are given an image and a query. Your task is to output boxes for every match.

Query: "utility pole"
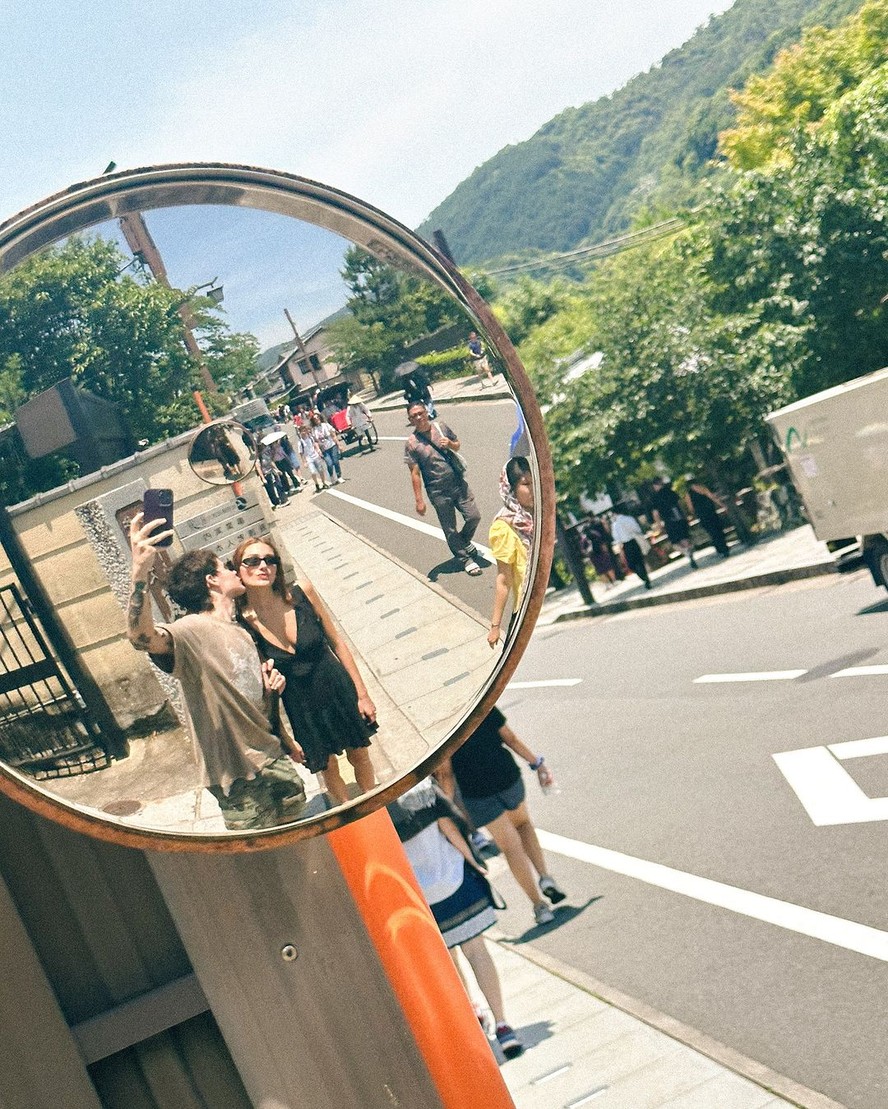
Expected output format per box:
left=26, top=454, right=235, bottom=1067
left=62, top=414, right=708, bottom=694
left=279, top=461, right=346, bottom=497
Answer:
left=284, top=309, right=320, bottom=388
left=118, top=212, right=219, bottom=393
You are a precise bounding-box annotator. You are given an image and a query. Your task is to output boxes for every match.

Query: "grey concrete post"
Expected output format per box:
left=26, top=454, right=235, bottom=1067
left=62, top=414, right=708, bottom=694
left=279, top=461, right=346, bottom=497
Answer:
left=148, top=836, right=445, bottom=1109
left=0, top=874, right=102, bottom=1109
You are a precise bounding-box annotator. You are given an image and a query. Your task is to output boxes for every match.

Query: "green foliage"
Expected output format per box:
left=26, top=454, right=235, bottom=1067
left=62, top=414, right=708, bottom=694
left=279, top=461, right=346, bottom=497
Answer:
left=494, top=277, right=574, bottom=347
left=327, top=247, right=465, bottom=393
left=513, top=30, right=888, bottom=508
left=418, top=0, right=865, bottom=265
left=415, top=346, right=469, bottom=377
left=720, top=0, right=888, bottom=168
left=0, top=235, right=262, bottom=498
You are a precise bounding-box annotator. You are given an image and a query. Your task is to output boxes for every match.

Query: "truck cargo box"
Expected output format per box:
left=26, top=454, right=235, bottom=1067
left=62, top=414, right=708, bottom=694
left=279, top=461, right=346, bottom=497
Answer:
left=766, top=367, right=888, bottom=544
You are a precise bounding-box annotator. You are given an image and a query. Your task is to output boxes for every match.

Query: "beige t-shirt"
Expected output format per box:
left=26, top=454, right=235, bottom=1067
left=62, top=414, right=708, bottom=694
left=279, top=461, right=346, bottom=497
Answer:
left=155, top=614, right=283, bottom=794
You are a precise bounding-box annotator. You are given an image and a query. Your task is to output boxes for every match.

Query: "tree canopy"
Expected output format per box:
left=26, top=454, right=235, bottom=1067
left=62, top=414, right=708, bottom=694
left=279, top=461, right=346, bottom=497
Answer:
left=0, top=235, right=261, bottom=497
left=503, top=6, right=888, bottom=511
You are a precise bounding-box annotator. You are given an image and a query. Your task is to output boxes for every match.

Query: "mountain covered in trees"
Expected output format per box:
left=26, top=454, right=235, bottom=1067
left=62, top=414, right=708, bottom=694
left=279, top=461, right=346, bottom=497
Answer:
left=418, top=0, right=864, bottom=264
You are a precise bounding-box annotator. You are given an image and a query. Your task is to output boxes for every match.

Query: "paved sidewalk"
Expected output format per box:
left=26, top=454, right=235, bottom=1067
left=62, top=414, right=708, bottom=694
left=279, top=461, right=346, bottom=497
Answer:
left=363, top=370, right=512, bottom=412
left=483, top=939, right=841, bottom=1109
left=541, top=525, right=840, bottom=625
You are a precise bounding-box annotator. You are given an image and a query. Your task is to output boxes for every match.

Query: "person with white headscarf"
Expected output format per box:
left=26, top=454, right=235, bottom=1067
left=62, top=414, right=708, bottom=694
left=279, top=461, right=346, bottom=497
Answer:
left=487, top=456, right=534, bottom=647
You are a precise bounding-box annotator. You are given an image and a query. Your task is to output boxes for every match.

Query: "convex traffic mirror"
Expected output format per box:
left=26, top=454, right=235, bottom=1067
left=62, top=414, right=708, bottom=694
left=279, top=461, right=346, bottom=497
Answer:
left=0, top=164, right=554, bottom=850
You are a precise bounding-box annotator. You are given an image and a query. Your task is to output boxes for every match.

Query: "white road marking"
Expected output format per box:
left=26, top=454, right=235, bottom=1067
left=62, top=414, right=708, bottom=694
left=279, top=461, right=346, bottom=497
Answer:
left=538, top=829, right=888, bottom=962
left=831, top=665, right=888, bottom=678
left=376, top=435, right=409, bottom=441
left=507, top=679, right=583, bottom=689
left=830, top=735, right=888, bottom=760
left=773, top=738, right=888, bottom=825
left=326, top=489, right=492, bottom=558
left=693, top=670, right=807, bottom=683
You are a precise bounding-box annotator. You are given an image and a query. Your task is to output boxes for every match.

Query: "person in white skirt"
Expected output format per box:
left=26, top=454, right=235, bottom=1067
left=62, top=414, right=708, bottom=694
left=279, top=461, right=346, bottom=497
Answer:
left=389, top=779, right=524, bottom=1059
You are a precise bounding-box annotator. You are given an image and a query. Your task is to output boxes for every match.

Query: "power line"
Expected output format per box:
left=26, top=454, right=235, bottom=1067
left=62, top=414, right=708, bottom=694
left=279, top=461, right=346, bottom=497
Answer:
left=485, top=216, right=686, bottom=277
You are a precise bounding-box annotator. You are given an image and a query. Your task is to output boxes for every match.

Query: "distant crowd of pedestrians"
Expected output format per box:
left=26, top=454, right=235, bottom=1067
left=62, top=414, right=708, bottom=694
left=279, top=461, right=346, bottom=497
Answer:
left=572, top=476, right=734, bottom=592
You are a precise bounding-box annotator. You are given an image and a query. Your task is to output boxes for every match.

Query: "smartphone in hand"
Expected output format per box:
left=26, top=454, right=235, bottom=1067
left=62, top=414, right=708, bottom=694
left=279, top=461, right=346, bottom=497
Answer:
left=142, top=488, right=174, bottom=547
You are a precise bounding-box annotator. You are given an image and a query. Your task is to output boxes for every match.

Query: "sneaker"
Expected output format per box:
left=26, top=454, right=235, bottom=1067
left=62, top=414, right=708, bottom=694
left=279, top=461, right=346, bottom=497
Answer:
left=534, top=902, right=555, bottom=926
left=335, top=477, right=345, bottom=484
left=539, top=876, right=567, bottom=904
left=495, top=1023, right=524, bottom=1059
left=473, top=1003, right=491, bottom=1034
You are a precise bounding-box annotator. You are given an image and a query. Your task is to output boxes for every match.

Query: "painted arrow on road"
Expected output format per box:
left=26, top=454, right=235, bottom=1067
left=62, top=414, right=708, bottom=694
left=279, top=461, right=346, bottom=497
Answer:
left=773, top=736, right=888, bottom=826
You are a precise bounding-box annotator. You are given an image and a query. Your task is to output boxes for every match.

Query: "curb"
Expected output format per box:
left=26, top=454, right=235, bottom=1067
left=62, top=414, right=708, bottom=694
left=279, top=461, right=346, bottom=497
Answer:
left=488, top=933, right=848, bottom=1109
left=550, top=560, right=838, bottom=623
left=368, top=389, right=513, bottom=413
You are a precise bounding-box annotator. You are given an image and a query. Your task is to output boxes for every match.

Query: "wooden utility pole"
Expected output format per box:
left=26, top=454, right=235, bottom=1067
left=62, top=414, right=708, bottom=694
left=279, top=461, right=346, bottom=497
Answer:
left=284, top=309, right=320, bottom=388
left=118, top=212, right=219, bottom=393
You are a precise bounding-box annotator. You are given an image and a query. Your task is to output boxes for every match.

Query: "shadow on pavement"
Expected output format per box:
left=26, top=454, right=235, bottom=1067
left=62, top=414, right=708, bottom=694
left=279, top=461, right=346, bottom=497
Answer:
left=512, top=1019, right=555, bottom=1052
left=797, top=647, right=882, bottom=682
left=501, top=897, right=603, bottom=943
left=856, top=598, right=888, bottom=616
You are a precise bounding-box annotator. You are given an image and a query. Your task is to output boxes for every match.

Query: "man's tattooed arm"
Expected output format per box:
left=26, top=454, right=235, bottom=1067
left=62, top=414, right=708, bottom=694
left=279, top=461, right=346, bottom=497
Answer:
left=127, top=579, right=171, bottom=654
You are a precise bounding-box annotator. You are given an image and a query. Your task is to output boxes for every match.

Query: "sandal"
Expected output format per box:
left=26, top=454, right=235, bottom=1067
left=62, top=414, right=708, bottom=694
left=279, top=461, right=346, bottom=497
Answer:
left=464, top=560, right=482, bottom=576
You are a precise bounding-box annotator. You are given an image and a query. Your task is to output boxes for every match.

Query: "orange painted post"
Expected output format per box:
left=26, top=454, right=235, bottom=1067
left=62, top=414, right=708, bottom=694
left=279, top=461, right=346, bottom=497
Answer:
left=329, top=809, right=515, bottom=1109
left=193, top=389, right=212, bottom=423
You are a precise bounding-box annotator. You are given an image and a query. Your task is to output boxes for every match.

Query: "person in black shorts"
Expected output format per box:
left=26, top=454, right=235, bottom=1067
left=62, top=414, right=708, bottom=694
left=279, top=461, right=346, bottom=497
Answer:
left=436, top=706, right=566, bottom=927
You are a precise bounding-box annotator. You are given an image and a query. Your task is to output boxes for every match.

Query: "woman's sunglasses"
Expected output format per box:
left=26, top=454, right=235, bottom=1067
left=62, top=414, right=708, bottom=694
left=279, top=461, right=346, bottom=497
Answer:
left=240, top=555, right=280, bottom=568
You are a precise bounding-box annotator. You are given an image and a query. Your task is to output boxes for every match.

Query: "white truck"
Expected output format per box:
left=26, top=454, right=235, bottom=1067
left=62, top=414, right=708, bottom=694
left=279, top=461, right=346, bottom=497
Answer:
left=766, top=366, right=888, bottom=591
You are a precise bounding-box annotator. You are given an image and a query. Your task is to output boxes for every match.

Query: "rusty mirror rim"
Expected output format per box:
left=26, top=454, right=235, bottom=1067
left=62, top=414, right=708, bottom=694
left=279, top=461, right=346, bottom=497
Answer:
left=0, top=163, right=555, bottom=852
left=188, top=420, right=258, bottom=486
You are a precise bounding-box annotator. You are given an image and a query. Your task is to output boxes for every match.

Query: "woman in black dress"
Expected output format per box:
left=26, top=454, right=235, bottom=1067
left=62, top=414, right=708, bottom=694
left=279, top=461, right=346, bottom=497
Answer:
left=232, top=536, right=376, bottom=806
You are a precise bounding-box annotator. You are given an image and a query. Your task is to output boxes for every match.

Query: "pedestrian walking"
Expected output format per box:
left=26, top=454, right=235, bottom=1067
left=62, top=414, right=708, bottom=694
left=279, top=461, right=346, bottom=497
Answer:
left=346, top=398, right=375, bottom=452
left=467, top=331, right=495, bottom=387
left=488, top=456, right=534, bottom=647
left=610, top=505, right=652, bottom=588
left=403, top=366, right=436, bottom=418
left=583, top=516, right=619, bottom=586
left=686, top=477, right=730, bottom=558
left=311, top=414, right=344, bottom=484
left=436, top=705, right=566, bottom=928
left=257, top=444, right=290, bottom=509
left=650, top=477, right=697, bottom=568
left=388, top=779, right=525, bottom=1059
left=297, top=425, right=330, bottom=492
left=405, top=402, right=482, bottom=576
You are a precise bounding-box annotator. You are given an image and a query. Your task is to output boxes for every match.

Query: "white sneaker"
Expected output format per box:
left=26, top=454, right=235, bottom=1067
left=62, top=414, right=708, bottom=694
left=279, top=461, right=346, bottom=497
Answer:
left=533, top=902, right=555, bottom=926
left=539, top=876, right=567, bottom=904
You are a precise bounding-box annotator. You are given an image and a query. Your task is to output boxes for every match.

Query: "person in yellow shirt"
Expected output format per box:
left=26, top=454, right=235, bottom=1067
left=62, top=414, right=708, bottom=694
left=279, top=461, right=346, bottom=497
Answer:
left=487, top=456, right=534, bottom=647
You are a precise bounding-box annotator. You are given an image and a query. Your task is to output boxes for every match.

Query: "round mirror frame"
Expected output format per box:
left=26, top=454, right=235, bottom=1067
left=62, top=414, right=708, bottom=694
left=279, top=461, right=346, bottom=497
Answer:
left=0, top=163, right=555, bottom=852
left=188, top=420, right=258, bottom=486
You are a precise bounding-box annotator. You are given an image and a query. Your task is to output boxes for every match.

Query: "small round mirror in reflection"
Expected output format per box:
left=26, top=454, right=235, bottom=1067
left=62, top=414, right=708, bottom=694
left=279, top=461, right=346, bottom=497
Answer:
left=0, top=164, right=554, bottom=851
left=188, top=421, right=256, bottom=485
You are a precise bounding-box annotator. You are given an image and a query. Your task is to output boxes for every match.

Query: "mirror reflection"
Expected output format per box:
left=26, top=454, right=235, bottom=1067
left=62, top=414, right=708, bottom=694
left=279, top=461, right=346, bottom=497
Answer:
left=188, top=421, right=256, bottom=485
left=0, top=182, right=542, bottom=840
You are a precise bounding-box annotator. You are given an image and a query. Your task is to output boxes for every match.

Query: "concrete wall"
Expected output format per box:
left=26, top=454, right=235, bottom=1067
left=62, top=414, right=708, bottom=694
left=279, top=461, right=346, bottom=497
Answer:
left=1, top=433, right=274, bottom=730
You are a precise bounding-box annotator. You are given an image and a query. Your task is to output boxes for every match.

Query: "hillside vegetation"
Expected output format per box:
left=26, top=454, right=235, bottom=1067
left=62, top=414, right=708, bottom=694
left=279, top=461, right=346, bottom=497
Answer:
left=418, top=0, right=862, bottom=264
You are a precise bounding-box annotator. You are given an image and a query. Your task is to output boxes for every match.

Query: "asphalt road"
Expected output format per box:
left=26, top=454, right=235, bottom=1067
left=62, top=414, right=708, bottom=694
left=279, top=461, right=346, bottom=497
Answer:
left=491, top=572, right=888, bottom=1109
left=313, top=398, right=520, bottom=617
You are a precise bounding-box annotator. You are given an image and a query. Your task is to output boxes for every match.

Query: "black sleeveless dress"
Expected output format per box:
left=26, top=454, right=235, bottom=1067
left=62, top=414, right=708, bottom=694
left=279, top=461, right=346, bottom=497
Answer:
left=251, top=586, right=372, bottom=774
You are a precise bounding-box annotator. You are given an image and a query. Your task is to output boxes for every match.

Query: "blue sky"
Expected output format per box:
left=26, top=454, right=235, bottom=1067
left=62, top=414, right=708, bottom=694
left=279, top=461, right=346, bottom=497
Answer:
left=1, top=0, right=735, bottom=346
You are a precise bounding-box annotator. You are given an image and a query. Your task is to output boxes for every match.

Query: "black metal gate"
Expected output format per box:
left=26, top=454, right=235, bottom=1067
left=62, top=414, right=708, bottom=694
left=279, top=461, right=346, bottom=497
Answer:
left=0, top=582, right=111, bottom=779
